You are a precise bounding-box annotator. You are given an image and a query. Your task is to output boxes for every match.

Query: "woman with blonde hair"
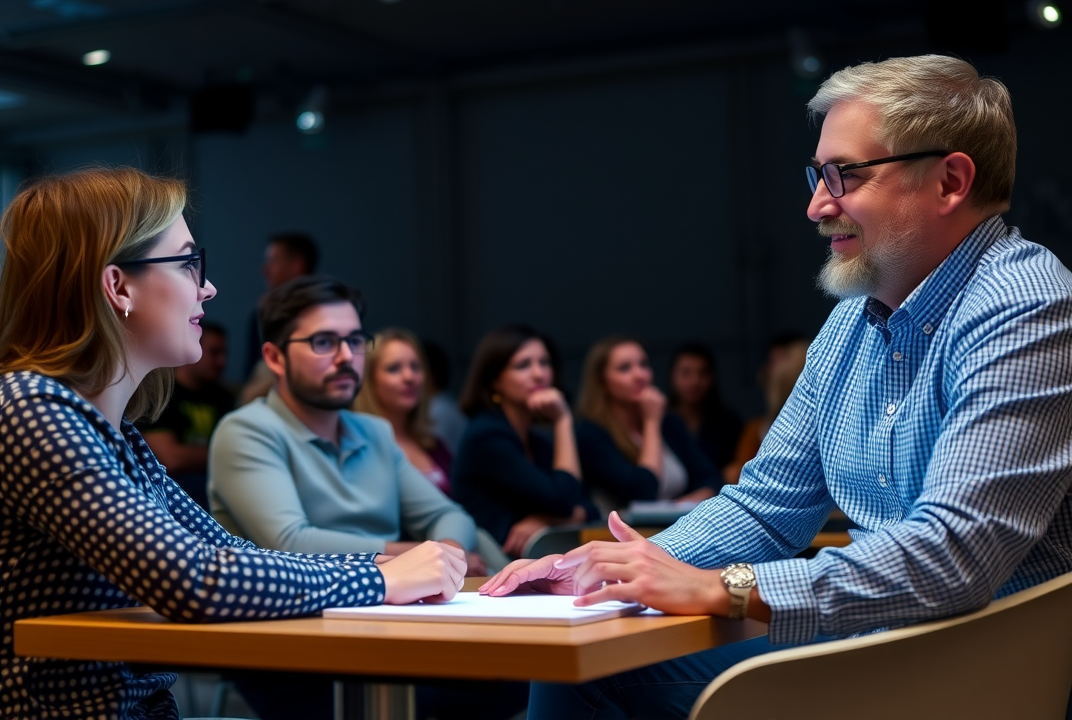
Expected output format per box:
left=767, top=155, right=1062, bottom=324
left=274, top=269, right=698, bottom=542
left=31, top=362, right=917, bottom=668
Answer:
left=576, top=336, right=723, bottom=512
left=354, top=328, right=453, bottom=495
left=0, top=167, right=463, bottom=720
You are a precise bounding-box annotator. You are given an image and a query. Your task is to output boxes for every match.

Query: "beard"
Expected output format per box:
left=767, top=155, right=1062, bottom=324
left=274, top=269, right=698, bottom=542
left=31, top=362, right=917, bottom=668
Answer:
left=286, top=364, right=363, bottom=411
left=815, top=202, right=921, bottom=301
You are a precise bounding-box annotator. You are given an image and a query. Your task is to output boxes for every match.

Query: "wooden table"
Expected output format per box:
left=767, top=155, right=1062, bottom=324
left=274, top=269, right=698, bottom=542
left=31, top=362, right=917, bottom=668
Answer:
left=15, top=585, right=767, bottom=719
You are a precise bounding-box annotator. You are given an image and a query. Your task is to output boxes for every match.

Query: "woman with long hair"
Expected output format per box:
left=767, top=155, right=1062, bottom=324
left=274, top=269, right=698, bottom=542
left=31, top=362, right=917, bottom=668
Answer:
left=0, top=167, right=463, bottom=719
left=355, top=328, right=454, bottom=495
left=576, top=336, right=723, bottom=512
left=452, top=325, right=597, bottom=556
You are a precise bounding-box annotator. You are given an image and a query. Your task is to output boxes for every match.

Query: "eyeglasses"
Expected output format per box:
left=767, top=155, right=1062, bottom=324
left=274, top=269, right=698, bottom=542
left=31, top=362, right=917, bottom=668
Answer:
left=282, top=331, right=375, bottom=356
left=115, top=248, right=208, bottom=288
left=806, top=151, right=949, bottom=198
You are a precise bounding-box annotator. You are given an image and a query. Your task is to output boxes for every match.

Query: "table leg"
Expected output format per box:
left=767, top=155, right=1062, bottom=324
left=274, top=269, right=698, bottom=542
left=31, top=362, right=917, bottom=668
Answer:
left=335, top=680, right=416, bottom=720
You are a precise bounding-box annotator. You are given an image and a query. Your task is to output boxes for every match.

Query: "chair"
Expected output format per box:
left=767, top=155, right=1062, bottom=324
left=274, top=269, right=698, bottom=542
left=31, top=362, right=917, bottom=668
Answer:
left=689, top=570, right=1072, bottom=720
left=520, top=524, right=585, bottom=558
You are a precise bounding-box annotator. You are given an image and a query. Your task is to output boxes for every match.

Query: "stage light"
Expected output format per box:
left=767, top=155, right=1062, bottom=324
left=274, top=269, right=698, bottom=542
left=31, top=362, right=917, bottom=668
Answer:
left=296, top=85, right=328, bottom=134
left=1027, top=0, right=1063, bottom=27
left=82, top=49, right=110, bottom=66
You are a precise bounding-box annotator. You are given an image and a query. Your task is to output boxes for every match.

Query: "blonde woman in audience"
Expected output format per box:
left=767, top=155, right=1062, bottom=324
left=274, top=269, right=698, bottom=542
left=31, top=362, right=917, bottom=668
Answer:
left=0, top=167, right=463, bottom=720
left=355, top=328, right=454, bottom=495
left=576, top=336, right=723, bottom=513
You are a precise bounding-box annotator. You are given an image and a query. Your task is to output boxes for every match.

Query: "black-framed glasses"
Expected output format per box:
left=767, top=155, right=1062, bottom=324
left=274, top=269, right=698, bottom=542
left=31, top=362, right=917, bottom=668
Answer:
left=115, top=247, right=208, bottom=288
left=282, top=331, right=375, bottom=356
left=806, top=151, right=949, bottom=198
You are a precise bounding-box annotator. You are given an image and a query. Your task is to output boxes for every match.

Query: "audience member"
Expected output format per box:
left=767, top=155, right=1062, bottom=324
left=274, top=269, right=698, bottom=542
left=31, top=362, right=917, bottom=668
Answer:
left=239, top=231, right=319, bottom=403
left=453, top=325, right=598, bottom=556
left=209, top=276, right=484, bottom=569
left=138, top=320, right=235, bottom=510
left=424, top=339, right=468, bottom=454
left=355, top=328, right=453, bottom=495
left=667, top=342, right=743, bottom=470
left=482, top=55, right=1072, bottom=720
left=723, top=332, right=809, bottom=483
left=0, top=167, right=464, bottom=720
left=576, top=336, right=723, bottom=513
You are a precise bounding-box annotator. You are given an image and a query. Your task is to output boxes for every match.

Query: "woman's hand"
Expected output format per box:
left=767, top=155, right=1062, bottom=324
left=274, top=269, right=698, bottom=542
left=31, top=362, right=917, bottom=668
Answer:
left=440, top=539, right=488, bottom=577
left=503, top=515, right=550, bottom=557
left=378, top=541, right=466, bottom=604
left=527, top=387, right=571, bottom=424
left=637, top=386, right=667, bottom=425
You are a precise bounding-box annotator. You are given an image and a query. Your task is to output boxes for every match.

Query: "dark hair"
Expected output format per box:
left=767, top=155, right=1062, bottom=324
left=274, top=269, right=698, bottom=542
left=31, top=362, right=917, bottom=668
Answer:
left=199, top=320, right=227, bottom=339
left=423, top=340, right=451, bottom=393
left=668, top=341, right=722, bottom=409
left=259, top=275, right=365, bottom=348
left=458, top=324, right=555, bottom=417
left=269, top=232, right=319, bottom=274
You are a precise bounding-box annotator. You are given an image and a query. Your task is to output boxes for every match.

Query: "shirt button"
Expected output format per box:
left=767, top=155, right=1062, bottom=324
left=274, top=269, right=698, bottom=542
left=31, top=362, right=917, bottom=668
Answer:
left=878, top=474, right=888, bottom=487
left=892, top=351, right=903, bottom=361
left=886, top=403, right=896, bottom=415
left=922, top=323, right=934, bottom=335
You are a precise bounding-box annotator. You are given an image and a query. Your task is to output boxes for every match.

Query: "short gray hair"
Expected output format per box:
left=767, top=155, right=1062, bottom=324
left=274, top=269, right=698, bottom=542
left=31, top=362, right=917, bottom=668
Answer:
left=808, top=55, right=1016, bottom=215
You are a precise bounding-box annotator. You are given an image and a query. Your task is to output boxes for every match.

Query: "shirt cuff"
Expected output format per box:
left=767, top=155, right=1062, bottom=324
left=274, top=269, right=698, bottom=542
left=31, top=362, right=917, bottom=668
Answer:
left=755, top=558, right=819, bottom=645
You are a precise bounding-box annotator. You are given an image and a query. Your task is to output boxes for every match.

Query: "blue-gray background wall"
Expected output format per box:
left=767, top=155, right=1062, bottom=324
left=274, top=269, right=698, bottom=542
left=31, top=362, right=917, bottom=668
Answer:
left=7, top=33, right=1072, bottom=417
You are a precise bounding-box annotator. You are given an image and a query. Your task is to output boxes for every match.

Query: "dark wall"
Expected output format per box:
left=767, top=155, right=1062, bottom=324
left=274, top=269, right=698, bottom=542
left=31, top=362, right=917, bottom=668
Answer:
left=11, top=28, right=1072, bottom=417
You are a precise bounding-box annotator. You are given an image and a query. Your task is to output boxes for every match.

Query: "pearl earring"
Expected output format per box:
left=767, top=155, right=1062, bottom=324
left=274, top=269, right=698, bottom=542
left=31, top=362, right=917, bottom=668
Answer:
left=124, top=306, right=130, bottom=320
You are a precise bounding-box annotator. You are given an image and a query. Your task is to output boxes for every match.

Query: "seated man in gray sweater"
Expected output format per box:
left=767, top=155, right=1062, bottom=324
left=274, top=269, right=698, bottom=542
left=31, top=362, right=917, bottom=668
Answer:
left=209, top=275, right=484, bottom=571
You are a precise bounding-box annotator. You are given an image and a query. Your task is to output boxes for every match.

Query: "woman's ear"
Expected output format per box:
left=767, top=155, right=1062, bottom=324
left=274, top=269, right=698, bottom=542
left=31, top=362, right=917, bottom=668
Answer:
left=101, top=264, right=133, bottom=317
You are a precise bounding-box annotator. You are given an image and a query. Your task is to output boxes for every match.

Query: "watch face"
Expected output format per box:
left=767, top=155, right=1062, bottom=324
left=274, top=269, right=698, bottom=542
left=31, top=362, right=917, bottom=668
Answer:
left=722, top=564, right=756, bottom=589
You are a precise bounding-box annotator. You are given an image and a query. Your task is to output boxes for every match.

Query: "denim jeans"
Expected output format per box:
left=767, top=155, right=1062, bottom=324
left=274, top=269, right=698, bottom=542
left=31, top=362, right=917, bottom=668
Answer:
left=528, top=635, right=783, bottom=720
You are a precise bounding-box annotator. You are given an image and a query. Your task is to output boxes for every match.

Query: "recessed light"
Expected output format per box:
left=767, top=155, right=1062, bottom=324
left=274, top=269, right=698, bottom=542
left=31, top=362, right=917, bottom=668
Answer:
left=82, top=49, right=111, bottom=66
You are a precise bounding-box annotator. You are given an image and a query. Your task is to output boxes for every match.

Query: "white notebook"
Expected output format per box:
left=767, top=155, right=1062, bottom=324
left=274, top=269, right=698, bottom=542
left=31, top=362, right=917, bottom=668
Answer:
left=323, top=592, right=643, bottom=626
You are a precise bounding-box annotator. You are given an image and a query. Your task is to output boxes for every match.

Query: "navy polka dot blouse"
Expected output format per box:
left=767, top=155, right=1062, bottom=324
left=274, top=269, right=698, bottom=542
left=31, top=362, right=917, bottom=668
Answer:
left=0, top=372, right=385, bottom=719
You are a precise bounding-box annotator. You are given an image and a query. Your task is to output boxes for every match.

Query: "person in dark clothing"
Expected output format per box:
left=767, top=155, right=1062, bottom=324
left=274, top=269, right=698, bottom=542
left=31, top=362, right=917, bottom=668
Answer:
left=453, top=324, right=598, bottom=556
left=576, top=336, right=723, bottom=513
left=667, top=342, right=743, bottom=471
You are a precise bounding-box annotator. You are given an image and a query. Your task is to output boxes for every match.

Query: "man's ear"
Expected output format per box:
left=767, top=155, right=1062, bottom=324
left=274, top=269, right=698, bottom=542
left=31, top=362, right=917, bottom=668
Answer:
left=262, top=341, right=287, bottom=379
left=935, top=152, right=976, bottom=217
left=101, top=264, right=133, bottom=317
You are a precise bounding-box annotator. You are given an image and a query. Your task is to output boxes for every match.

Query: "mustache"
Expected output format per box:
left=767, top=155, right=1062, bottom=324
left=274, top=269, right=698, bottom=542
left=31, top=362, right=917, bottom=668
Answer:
left=817, top=218, right=863, bottom=237
left=326, top=367, right=360, bottom=382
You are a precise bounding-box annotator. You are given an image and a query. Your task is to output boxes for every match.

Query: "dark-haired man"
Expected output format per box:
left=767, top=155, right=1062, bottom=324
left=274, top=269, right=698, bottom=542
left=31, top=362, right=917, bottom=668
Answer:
left=210, top=276, right=480, bottom=562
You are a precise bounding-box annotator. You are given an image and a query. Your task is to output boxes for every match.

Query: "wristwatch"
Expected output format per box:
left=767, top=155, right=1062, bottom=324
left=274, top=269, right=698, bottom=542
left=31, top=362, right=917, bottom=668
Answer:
left=721, top=563, right=757, bottom=620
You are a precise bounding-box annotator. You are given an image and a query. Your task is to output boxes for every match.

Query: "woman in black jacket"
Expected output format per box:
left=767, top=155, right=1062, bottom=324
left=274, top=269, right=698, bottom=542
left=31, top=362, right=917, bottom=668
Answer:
left=452, top=325, right=598, bottom=556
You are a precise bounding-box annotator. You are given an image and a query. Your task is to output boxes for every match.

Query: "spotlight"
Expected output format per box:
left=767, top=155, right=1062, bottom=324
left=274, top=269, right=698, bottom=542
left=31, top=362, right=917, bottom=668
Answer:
left=296, top=110, right=324, bottom=133
left=82, top=49, right=110, bottom=66
left=788, top=28, right=824, bottom=80
left=1027, top=0, right=1063, bottom=27
left=296, top=85, right=328, bottom=134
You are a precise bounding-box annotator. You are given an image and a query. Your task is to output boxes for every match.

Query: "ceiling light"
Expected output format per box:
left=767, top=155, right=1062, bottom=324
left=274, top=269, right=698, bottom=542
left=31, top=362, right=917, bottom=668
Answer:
left=82, top=49, right=111, bottom=66
left=296, top=85, right=328, bottom=134
left=1027, top=0, right=1063, bottom=26
left=296, top=110, right=324, bottom=133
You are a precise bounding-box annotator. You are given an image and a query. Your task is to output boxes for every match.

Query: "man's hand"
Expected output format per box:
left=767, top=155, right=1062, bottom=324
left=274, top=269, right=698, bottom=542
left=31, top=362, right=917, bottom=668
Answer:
left=478, top=554, right=581, bottom=597
left=378, top=541, right=466, bottom=604
left=557, top=512, right=729, bottom=615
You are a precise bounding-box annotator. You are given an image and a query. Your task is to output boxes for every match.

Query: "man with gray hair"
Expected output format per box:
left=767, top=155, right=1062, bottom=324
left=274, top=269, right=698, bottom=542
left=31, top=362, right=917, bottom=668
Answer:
left=484, top=55, right=1072, bottom=719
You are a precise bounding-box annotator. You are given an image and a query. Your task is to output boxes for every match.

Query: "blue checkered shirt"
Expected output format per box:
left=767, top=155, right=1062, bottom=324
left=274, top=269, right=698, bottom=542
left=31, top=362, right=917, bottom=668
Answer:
left=652, top=216, right=1072, bottom=645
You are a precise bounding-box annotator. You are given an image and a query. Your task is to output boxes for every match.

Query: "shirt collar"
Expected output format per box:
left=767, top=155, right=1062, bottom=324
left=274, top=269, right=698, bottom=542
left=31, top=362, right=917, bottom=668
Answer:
left=864, top=215, right=1007, bottom=332
left=265, top=388, right=369, bottom=455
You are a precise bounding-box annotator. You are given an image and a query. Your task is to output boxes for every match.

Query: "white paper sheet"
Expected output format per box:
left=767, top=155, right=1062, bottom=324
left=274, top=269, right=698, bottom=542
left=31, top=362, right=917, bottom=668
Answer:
left=323, top=592, right=644, bottom=626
